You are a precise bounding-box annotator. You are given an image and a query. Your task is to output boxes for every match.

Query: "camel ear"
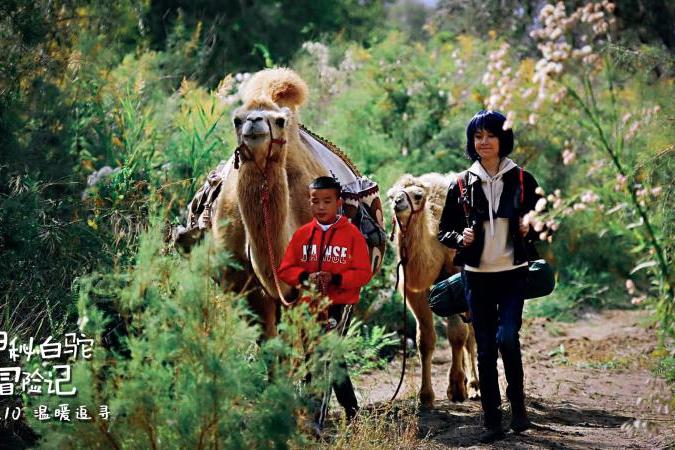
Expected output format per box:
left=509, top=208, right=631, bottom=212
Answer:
left=241, top=68, right=308, bottom=109
left=399, top=174, right=414, bottom=187
left=268, top=72, right=308, bottom=108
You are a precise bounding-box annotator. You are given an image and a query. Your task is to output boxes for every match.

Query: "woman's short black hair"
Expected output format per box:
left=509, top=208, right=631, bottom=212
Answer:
left=309, top=176, right=342, bottom=197
left=465, top=110, right=514, bottom=161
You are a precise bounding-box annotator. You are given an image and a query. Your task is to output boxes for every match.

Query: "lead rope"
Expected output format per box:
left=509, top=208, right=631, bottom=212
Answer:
left=236, top=119, right=291, bottom=306
left=261, top=183, right=293, bottom=307
left=390, top=248, right=408, bottom=402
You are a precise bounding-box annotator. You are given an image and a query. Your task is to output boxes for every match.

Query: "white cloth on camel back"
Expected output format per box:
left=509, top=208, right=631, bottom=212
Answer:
left=298, top=125, right=379, bottom=211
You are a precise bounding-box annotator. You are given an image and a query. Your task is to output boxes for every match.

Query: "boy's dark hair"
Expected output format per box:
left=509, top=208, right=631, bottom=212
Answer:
left=309, top=176, right=342, bottom=197
left=465, top=110, right=514, bottom=161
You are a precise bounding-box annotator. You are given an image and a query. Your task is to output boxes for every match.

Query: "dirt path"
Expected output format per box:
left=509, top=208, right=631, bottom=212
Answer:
left=352, top=309, right=673, bottom=449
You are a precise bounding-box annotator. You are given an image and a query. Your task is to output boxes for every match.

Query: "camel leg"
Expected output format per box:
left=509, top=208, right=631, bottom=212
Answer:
left=405, top=289, right=436, bottom=407
left=465, top=322, right=480, bottom=400
left=247, top=288, right=279, bottom=338
left=445, top=314, right=468, bottom=402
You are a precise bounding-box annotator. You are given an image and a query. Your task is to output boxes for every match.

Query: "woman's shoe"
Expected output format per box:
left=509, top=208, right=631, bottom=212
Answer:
left=479, top=426, right=505, bottom=443
left=510, top=404, right=531, bottom=433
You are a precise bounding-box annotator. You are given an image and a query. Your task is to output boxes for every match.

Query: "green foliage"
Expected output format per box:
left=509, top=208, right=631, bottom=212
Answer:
left=297, top=32, right=489, bottom=185
left=345, top=319, right=399, bottom=374
left=144, top=0, right=392, bottom=85
left=525, top=265, right=621, bottom=321
left=654, top=353, right=675, bottom=385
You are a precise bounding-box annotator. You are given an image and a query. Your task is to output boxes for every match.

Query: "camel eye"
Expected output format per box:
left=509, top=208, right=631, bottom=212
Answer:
left=275, top=117, right=286, bottom=128
left=414, top=193, right=423, bottom=200
left=233, top=117, right=242, bottom=127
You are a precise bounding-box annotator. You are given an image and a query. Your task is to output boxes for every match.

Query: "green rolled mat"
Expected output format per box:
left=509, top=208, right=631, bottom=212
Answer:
left=427, top=260, right=555, bottom=317
left=427, top=273, right=467, bottom=317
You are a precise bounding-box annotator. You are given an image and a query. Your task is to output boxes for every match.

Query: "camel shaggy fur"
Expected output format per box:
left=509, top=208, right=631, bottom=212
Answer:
left=387, top=173, right=479, bottom=406
left=212, top=68, right=329, bottom=336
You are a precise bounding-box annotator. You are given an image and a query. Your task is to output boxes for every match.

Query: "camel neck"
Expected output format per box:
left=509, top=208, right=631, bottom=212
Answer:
left=400, top=209, right=428, bottom=244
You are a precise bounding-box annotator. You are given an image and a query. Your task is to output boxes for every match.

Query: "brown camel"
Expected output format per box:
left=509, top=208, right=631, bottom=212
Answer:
left=387, top=173, right=479, bottom=406
left=207, top=68, right=383, bottom=337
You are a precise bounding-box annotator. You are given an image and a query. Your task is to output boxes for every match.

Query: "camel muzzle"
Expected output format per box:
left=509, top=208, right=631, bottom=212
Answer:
left=242, top=120, right=268, bottom=138
left=393, top=201, right=411, bottom=213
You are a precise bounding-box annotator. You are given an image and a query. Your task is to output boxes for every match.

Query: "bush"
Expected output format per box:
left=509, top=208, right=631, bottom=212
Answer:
left=24, top=224, right=358, bottom=449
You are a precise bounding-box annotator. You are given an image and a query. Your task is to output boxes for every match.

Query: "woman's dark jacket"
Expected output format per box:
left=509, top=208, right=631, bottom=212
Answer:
left=437, top=166, right=543, bottom=268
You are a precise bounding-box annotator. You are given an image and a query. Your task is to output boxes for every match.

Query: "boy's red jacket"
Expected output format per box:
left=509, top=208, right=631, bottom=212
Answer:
left=278, top=215, right=372, bottom=305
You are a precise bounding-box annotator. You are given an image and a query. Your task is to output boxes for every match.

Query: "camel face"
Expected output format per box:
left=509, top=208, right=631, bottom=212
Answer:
left=232, top=106, right=291, bottom=166
left=388, top=183, right=427, bottom=225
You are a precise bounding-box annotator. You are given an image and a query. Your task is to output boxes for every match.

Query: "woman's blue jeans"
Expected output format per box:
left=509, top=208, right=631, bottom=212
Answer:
left=463, top=266, right=527, bottom=427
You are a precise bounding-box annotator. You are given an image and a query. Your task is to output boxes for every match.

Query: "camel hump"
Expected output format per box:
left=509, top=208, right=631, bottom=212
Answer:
left=240, top=68, right=308, bottom=109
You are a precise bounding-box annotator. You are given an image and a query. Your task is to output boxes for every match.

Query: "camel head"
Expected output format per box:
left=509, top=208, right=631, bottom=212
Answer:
left=387, top=174, right=430, bottom=232
left=232, top=68, right=308, bottom=170
left=232, top=104, right=291, bottom=167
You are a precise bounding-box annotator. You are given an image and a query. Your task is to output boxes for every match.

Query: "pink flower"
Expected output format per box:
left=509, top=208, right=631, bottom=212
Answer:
left=586, top=160, right=605, bottom=176
left=535, top=198, right=548, bottom=212
left=580, top=190, right=599, bottom=203
left=503, top=111, right=515, bottom=130
left=562, top=149, right=576, bottom=165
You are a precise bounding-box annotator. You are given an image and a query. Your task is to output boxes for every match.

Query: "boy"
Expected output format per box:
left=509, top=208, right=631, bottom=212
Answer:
left=278, top=176, right=372, bottom=430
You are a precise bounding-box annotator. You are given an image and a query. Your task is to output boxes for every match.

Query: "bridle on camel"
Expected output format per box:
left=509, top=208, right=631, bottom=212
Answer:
left=233, top=118, right=293, bottom=307
left=388, top=190, right=424, bottom=402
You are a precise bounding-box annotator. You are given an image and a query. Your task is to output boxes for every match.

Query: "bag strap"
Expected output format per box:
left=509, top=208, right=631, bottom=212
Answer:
left=518, top=166, right=535, bottom=263
left=456, top=171, right=471, bottom=228
left=456, top=172, right=465, bottom=194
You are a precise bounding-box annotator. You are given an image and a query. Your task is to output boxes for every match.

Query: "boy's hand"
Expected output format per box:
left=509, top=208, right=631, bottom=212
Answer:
left=308, top=272, right=332, bottom=294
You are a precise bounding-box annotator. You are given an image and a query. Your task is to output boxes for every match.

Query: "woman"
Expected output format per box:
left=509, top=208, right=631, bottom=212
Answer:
left=437, top=110, right=542, bottom=443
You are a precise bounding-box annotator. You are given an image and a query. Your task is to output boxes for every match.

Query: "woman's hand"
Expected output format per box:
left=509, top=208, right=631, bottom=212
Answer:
left=519, top=216, right=529, bottom=237
left=462, top=227, right=475, bottom=246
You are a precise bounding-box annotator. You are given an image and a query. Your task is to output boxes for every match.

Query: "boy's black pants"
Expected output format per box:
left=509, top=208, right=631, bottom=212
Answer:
left=306, top=303, right=359, bottom=425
